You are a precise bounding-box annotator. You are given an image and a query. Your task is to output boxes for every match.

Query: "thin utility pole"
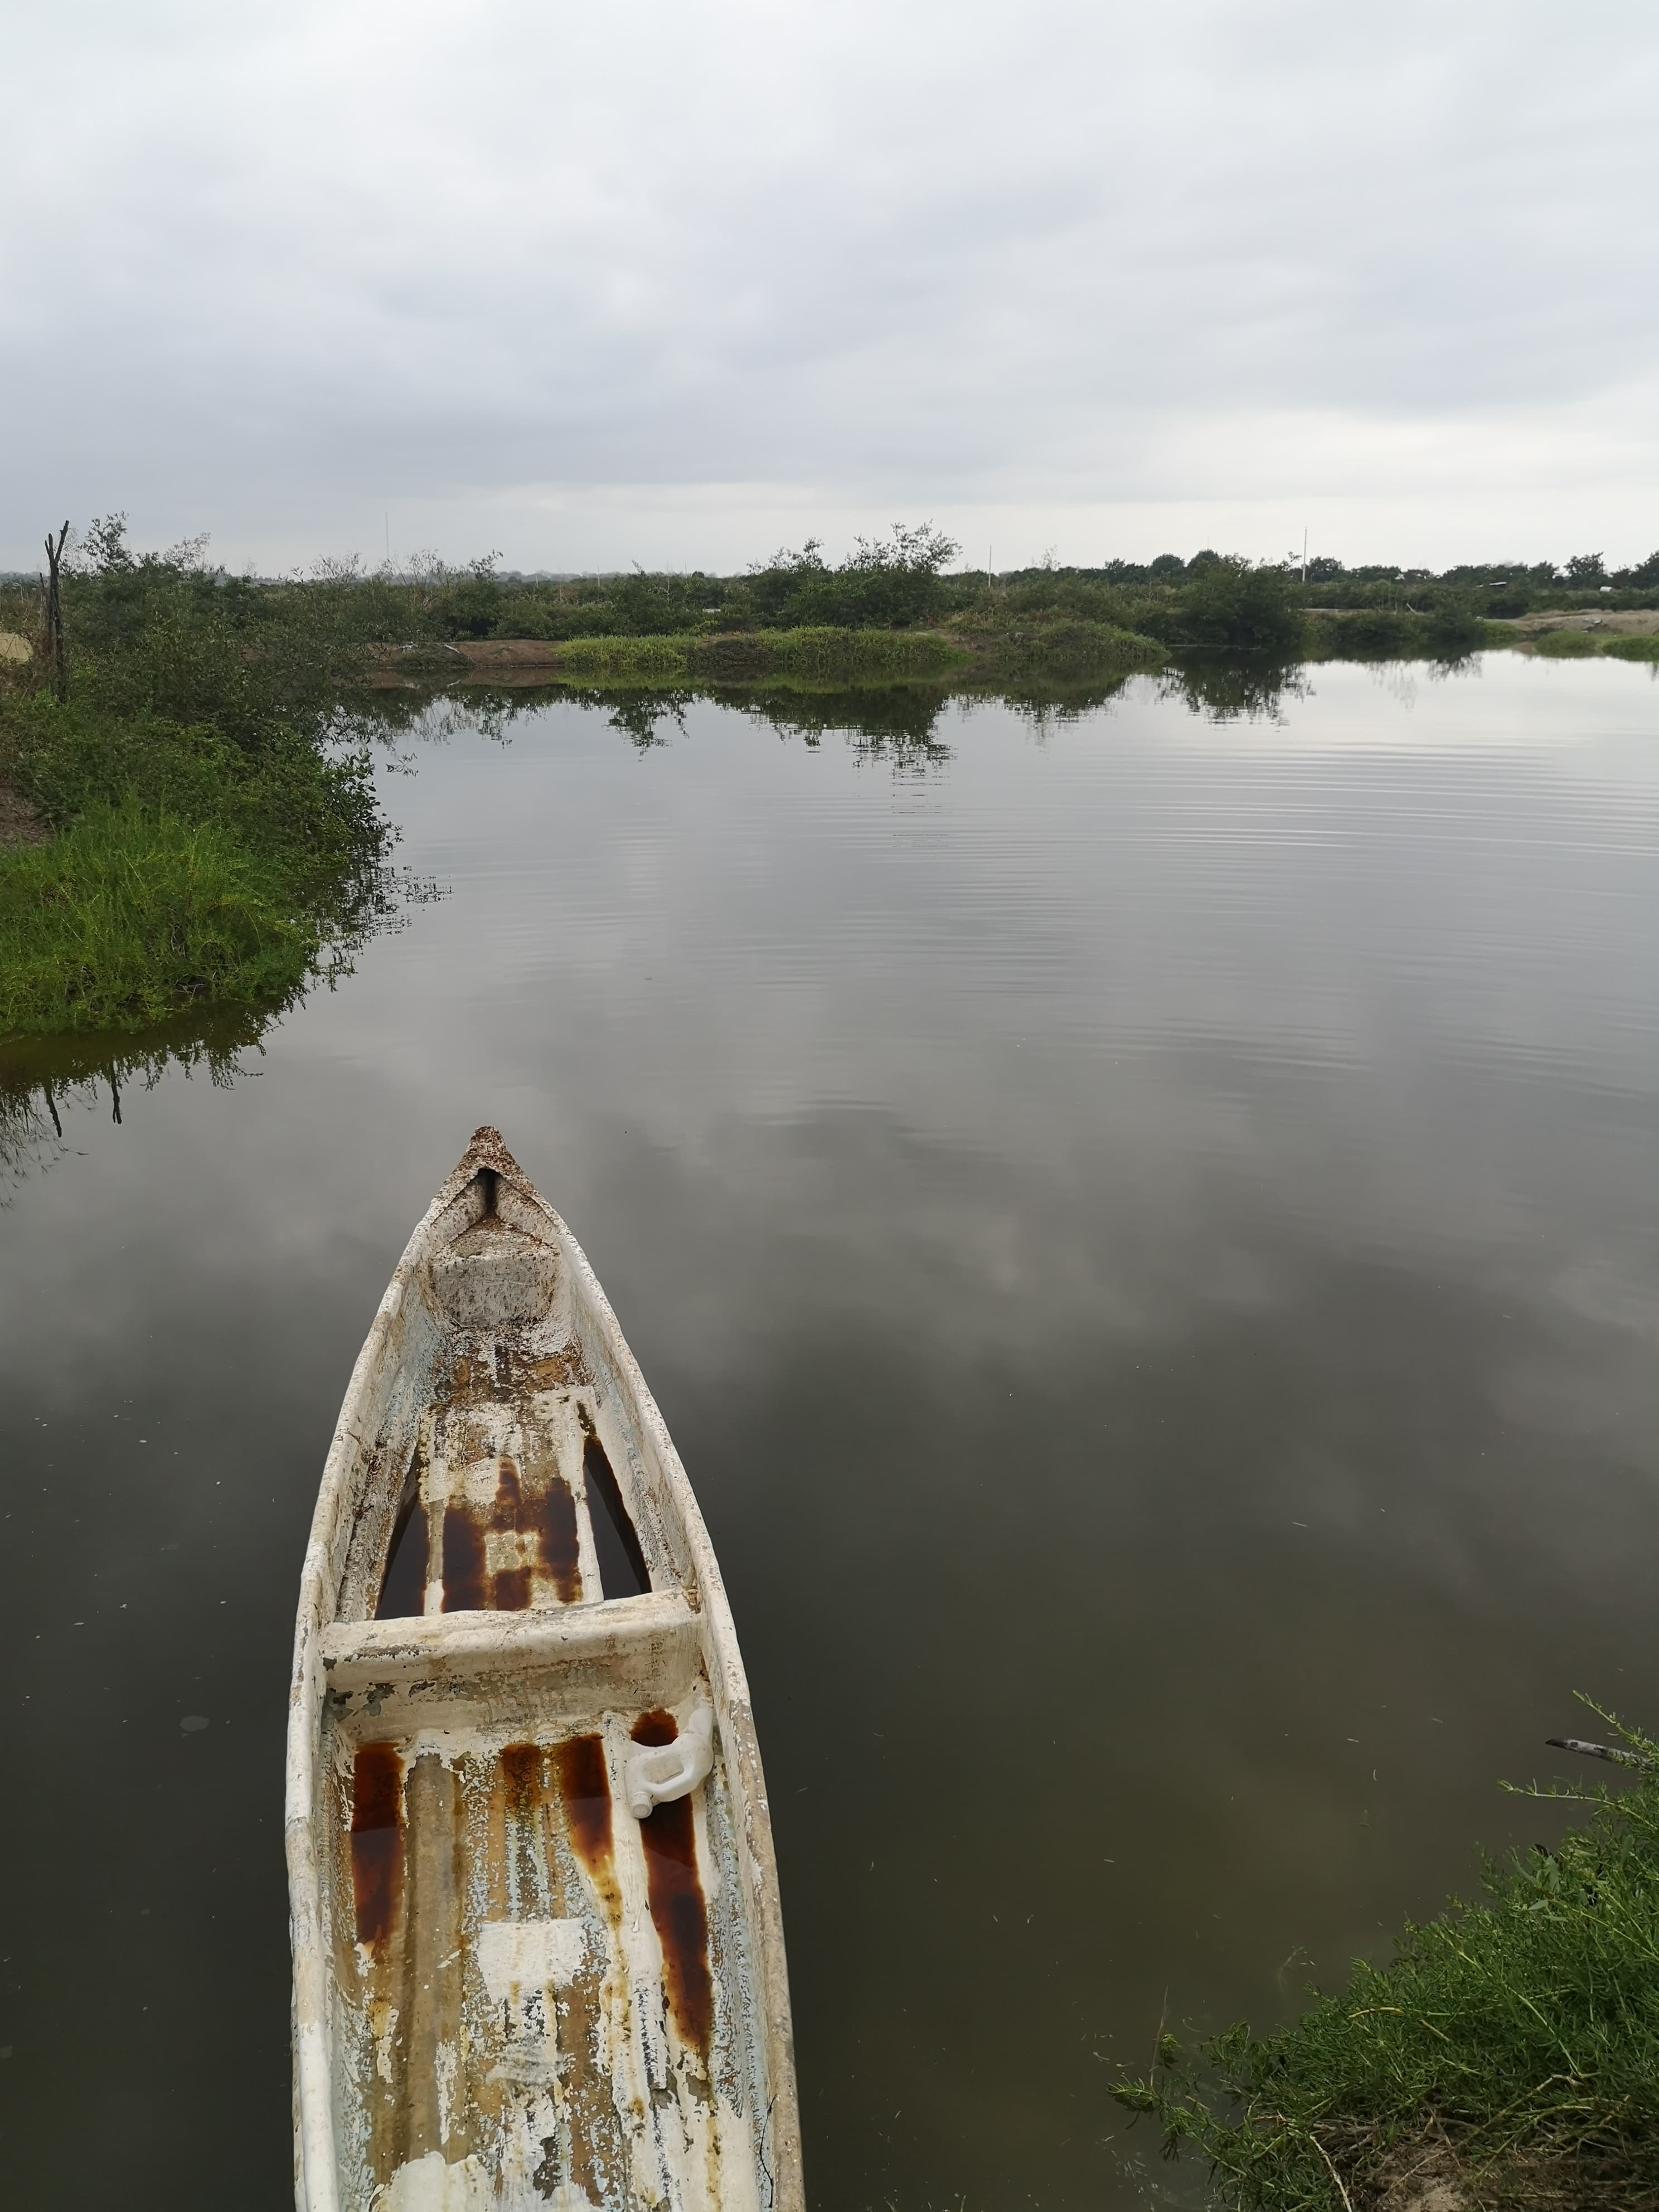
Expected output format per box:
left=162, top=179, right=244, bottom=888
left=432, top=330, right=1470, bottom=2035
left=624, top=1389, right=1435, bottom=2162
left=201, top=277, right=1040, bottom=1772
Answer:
left=42, top=520, right=69, bottom=699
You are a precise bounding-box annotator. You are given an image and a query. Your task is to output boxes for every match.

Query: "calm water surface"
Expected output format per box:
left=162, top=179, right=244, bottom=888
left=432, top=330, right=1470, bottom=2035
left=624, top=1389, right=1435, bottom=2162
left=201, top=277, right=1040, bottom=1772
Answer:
left=3, top=656, right=1658, bottom=2209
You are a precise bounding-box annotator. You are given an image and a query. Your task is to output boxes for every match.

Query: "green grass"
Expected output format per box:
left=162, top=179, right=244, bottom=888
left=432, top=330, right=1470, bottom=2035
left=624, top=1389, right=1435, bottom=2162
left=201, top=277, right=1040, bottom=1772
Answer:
left=0, top=804, right=322, bottom=1034
left=0, top=594, right=389, bottom=1042
left=517, top=622, right=1163, bottom=686
left=546, top=625, right=973, bottom=683
left=963, top=617, right=1167, bottom=677
left=550, top=632, right=697, bottom=680
left=1527, top=629, right=1659, bottom=661
left=1113, top=1709, right=1659, bottom=2209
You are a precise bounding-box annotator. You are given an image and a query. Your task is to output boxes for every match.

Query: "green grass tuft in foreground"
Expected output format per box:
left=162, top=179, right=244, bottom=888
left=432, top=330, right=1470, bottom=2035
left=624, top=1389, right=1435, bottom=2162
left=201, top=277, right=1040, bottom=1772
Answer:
left=1113, top=1707, right=1659, bottom=2210
left=0, top=803, right=317, bottom=1035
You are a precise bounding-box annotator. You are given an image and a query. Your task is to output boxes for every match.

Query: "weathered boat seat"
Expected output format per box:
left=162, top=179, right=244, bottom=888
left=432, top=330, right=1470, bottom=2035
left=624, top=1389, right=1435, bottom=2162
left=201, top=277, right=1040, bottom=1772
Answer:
left=319, top=1589, right=700, bottom=1697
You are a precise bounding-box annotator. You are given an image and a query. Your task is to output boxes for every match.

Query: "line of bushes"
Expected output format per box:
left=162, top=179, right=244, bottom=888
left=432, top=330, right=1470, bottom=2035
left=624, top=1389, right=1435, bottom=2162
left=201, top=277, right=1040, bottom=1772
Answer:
left=240, top=535, right=1657, bottom=651
left=30, top=517, right=1649, bottom=680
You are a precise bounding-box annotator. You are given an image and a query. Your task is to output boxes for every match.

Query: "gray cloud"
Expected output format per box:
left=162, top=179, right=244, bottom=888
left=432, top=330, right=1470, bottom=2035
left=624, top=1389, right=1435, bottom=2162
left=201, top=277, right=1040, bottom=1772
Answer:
left=3, top=0, right=1657, bottom=568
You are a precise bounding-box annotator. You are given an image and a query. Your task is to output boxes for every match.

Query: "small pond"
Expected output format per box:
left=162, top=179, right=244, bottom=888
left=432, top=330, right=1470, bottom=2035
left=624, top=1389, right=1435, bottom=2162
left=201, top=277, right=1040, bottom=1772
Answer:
left=3, top=654, right=1658, bottom=2209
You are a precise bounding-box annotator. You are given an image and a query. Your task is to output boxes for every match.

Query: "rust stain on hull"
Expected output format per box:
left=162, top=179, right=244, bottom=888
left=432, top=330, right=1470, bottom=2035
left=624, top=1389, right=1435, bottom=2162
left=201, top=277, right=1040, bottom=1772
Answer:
left=554, top=1732, right=615, bottom=1887
left=641, top=1795, right=715, bottom=2060
left=489, top=1461, right=533, bottom=1612
left=440, top=1499, right=488, bottom=1612
left=631, top=1711, right=715, bottom=2058
left=350, top=1743, right=404, bottom=1948
left=530, top=1469, right=582, bottom=1605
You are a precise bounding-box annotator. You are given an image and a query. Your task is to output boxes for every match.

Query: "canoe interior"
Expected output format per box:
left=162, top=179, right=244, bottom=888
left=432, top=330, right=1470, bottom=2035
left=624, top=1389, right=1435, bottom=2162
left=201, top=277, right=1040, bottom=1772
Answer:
left=299, top=1141, right=785, bottom=2212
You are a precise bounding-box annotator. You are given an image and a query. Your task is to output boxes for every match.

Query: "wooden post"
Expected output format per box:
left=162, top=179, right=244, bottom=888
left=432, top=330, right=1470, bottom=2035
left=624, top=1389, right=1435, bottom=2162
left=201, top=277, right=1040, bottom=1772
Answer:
left=42, top=521, right=69, bottom=700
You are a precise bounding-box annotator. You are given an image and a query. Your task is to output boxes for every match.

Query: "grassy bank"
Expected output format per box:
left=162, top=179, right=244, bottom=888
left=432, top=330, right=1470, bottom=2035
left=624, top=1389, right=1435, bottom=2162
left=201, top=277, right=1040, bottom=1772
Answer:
left=0, top=527, right=388, bottom=1039
left=541, top=623, right=977, bottom=683
left=0, top=805, right=320, bottom=1034
left=1524, top=627, right=1659, bottom=662
left=1306, top=614, right=1659, bottom=663
left=1114, top=1714, right=1659, bottom=2210
left=385, top=619, right=1167, bottom=686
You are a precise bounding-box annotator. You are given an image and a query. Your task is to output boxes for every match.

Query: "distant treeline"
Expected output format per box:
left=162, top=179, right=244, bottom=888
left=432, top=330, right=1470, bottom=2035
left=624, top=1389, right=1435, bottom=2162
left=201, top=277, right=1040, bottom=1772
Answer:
left=11, top=522, right=1657, bottom=665
left=237, top=537, right=1659, bottom=651
left=7, top=521, right=1659, bottom=715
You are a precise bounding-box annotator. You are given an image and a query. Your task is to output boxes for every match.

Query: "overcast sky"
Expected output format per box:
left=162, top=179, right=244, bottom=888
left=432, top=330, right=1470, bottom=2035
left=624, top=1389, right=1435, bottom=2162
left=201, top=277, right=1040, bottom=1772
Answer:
left=4, top=0, right=1657, bottom=575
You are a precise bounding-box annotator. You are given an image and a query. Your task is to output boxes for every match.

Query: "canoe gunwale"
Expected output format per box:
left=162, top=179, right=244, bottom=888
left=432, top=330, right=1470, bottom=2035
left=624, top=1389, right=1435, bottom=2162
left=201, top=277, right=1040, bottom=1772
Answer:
left=284, top=1128, right=802, bottom=2212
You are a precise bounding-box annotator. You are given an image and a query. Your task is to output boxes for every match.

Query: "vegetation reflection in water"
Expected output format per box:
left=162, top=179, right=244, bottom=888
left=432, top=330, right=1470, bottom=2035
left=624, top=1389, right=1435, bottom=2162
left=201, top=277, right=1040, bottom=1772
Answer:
left=403, top=654, right=1311, bottom=771
left=0, top=619, right=1327, bottom=1164
left=19, top=509, right=1654, bottom=1054
left=0, top=995, right=288, bottom=1190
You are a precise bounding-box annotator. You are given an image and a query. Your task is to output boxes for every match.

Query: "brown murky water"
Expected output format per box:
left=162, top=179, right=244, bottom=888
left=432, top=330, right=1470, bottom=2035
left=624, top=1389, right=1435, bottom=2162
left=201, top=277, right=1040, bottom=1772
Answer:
left=3, top=656, right=1658, bottom=2210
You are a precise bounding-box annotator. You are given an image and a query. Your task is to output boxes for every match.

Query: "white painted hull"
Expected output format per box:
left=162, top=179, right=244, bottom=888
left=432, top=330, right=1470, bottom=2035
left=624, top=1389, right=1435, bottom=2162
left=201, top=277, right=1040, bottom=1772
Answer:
left=285, top=1129, right=802, bottom=2212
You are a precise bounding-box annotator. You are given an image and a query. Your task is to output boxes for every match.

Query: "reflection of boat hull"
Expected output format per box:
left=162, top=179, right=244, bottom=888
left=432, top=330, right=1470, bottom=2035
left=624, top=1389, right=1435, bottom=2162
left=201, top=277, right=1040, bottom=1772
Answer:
left=286, top=1127, right=801, bottom=2212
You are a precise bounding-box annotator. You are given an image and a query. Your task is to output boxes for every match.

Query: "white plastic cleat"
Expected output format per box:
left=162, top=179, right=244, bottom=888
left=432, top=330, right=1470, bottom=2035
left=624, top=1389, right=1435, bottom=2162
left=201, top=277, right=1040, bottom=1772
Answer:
left=624, top=1705, right=715, bottom=1819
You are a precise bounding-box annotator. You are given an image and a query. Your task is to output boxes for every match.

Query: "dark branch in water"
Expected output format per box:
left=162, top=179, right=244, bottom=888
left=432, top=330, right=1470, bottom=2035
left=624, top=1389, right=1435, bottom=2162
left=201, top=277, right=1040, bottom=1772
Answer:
left=1548, top=1736, right=1653, bottom=1770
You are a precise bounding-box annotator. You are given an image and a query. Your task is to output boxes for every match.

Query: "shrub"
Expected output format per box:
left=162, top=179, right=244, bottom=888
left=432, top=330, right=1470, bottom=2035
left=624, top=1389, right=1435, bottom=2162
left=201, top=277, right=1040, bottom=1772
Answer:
left=1333, top=610, right=1415, bottom=658
left=977, top=619, right=1166, bottom=676
left=1148, top=561, right=1307, bottom=656
left=745, top=524, right=960, bottom=630
left=1423, top=603, right=1483, bottom=658
left=1534, top=628, right=1600, bottom=657
left=0, top=519, right=390, bottom=1043
left=2, top=694, right=382, bottom=895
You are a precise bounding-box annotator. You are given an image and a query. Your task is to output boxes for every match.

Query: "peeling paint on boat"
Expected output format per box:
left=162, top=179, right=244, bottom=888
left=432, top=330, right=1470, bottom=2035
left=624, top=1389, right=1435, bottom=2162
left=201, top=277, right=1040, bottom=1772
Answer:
left=287, top=1127, right=801, bottom=2212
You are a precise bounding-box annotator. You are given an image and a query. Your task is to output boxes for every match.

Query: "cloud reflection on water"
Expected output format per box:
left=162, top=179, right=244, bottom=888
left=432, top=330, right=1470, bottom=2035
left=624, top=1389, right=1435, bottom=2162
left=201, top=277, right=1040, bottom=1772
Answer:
left=1, top=658, right=1657, bottom=2209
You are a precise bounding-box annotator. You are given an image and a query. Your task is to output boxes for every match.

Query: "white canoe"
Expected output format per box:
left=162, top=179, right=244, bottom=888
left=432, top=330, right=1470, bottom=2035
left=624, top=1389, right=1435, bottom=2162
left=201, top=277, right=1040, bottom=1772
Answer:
left=285, top=1128, right=802, bottom=2212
